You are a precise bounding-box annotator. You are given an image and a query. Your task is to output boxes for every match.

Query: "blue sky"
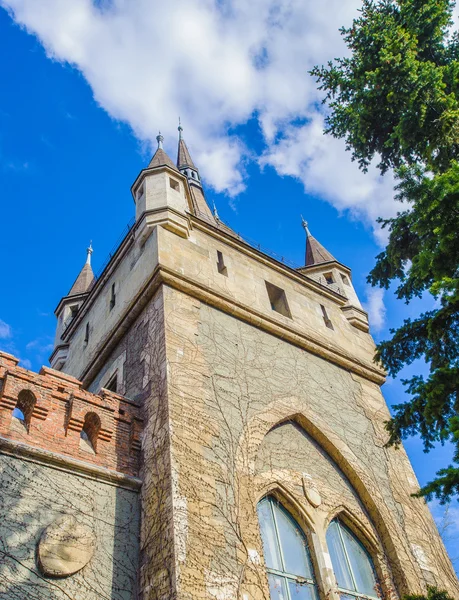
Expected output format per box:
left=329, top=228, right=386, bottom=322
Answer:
left=0, top=1, right=457, bottom=569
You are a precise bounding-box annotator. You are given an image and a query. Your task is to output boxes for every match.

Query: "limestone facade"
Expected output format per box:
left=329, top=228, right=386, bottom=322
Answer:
left=0, top=134, right=458, bottom=599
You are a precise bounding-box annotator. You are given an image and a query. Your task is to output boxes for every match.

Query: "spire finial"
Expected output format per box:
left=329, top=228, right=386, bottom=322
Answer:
left=156, top=131, right=164, bottom=149
left=178, top=117, right=183, bottom=140
left=212, top=201, right=220, bottom=221
left=301, top=215, right=311, bottom=237
left=86, top=241, right=93, bottom=266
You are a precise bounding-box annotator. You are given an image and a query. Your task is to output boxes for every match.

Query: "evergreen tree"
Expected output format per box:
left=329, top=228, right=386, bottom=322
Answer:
left=311, top=0, right=459, bottom=502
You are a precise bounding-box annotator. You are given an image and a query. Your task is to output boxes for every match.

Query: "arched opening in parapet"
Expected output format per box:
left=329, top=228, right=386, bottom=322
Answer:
left=13, top=390, right=36, bottom=431
left=80, top=412, right=101, bottom=454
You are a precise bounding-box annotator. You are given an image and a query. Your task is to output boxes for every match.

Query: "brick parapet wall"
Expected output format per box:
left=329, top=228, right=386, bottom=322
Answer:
left=0, top=351, right=143, bottom=477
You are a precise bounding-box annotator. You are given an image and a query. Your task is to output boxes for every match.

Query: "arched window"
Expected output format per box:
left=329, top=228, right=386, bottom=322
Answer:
left=326, top=519, right=379, bottom=599
left=257, top=496, right=318, bottom=600
left=79, top=412, right=101, bottom=454
left=12, top=390, right=36, bottom=430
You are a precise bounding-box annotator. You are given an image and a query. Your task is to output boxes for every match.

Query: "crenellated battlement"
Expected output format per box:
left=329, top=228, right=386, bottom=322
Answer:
left=0, top=350, right=143, bottom=477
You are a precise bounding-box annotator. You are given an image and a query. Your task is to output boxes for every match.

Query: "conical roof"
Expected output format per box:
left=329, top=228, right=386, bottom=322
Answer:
left=68, top=244, right=95, bottom=296
left=148, top=147, right=179, bottom=172
left=303, top=221, right=336, bottom=266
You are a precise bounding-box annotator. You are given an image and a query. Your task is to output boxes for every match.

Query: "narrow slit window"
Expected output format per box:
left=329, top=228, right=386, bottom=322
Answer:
left=137, top=184, right=144, bottom=200
left=341, top=273, right=350, bottom=286
left=105, top=372, right=118, bottom=393
left=321, top=305, right=334, bottom=330
left=265, top=282, right=292, bottom=319
left=84, top=322, right=90, bottom=343
left=169, top=177, right=180, bottom=192
left=110, top=283, right=116, bottom=310
left=217, top=251, right=228, bottom=276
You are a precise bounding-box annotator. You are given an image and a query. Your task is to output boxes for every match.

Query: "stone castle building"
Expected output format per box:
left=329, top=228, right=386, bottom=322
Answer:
left=0, top=128, right=458, bottom=600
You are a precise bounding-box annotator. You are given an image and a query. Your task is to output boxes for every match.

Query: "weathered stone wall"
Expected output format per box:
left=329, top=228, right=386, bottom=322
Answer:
left=161, top=286, right=459, bottom=600
left=0, top=451, right=140, bottom=600
left=87, top=289, right=177, bottom=600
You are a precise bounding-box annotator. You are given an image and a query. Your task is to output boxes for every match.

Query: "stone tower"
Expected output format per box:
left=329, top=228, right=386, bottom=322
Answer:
left=1, top=129, right=458, bottom=600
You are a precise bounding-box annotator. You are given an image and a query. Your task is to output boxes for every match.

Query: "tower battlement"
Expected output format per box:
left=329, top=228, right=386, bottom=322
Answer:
left=0, top=350, right=142, bottom=477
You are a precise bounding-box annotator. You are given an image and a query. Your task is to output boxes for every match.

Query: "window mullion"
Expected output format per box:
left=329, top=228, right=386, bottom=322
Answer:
left=270, top=501, right=292, bottom=600
left=337, top=520, right=358, bottom=593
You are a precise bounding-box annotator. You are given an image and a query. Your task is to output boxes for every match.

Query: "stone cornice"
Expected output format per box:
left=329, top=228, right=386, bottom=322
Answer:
left=79, top=262, right=385, bottom=389
left=0, top=435, right=142, bottom=491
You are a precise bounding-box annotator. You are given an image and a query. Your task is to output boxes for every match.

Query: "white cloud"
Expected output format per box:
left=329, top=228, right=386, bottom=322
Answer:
left=2, top=0, right=457, bottom=237
left=20, top=358, right=32, bottom=369
left=364, top=287, right=386, bottom=333
left=0, top=319, right=12, bottom=339
left=26, top=338, right=54, bottom=354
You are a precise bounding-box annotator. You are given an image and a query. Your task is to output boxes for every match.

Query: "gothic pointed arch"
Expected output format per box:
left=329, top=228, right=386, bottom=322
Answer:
left=235, top=397, right=421, bottom=594
left=257, top=481, right=316, bottom=533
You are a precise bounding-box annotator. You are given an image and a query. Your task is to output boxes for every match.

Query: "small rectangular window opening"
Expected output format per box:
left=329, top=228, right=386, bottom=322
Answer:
left=105, top=372, right=118, bottom=393
left=169, top=177, right=180, bottom=192
left=137, top=184, right=144, bottom=200
left=323, top=272, right=334, bottom=285
left=265, top=282, right=292, bottom=319
left=320, top=305, right=334, bottom=330
left=84, top=322, right=90, bottom=343
left=70, top=305, right=79, bottom=318
left=110, top=283, right=116, bottom=310
left=217, top=251, right=228, bottom=276
left=340, top=273, right=350, bottom=286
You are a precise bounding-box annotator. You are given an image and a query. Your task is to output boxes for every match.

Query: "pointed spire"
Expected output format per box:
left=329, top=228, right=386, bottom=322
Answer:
left=302, top=218, right=336, bottom=267
left=177, top=123, right=198, bottom=171
left=68, top=244, right=95, bottom=296
left=148, top=131, right=178, bottom=171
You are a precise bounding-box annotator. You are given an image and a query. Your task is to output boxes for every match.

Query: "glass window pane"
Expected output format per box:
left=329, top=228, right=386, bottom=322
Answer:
left=273, top=503, right=312, bottom=578
left=326, top=521, right=354, bottom=591
left=268, top=574, right=289, bottom=600
left=341, top=526, right=378, bottom=597
left=258, top=499, right=282, bottom=570
left=288, top=580, right=318, bottom=600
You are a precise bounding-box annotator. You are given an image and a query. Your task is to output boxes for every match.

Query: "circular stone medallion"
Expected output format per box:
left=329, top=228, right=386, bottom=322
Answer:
left=38, top=515, right=96, bottom=577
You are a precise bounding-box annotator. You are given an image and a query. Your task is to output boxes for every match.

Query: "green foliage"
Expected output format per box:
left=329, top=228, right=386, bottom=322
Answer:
left=402, top=586, right=455, bottom=600
left=311, top=0, right=459, bottom=502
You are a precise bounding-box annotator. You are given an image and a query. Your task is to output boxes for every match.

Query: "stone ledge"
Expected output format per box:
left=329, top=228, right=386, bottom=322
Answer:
left=0, top=435, right=142, bottom=491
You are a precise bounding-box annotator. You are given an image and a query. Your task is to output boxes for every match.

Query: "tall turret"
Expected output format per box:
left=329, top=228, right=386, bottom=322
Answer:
left=50, top=244, right=95, bottom=370
left=131, top=132, right=191, bottom=243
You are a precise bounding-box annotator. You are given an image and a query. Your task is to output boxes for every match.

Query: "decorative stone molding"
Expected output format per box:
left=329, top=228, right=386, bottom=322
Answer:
left=341, top=305, right=370, bottom=333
